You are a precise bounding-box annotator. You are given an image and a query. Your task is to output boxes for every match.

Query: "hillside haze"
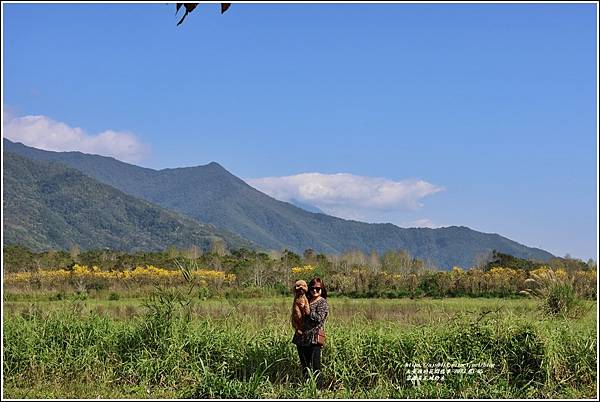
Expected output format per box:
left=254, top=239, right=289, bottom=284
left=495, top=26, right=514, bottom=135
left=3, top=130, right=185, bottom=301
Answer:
left=4, top=139, right=555, bottom=268
left=3, top=151, right=253, bottom=252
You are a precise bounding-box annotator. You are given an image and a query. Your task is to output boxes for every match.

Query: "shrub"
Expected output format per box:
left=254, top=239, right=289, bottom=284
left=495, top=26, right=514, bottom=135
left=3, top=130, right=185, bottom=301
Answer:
left=49, top=292, right=65, bottom=301
left=520, top=269, right=585, bottom=318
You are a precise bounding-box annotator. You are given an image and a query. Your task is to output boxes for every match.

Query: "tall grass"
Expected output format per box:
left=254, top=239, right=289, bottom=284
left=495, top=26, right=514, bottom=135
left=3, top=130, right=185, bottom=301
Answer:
left=3, top=295, right=596, bottom=399
left=520, top=269, right=590, bottom=318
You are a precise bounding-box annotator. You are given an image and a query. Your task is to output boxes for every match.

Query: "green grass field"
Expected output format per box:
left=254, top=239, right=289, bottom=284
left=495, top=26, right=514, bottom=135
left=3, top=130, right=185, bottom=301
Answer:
left=3, top=292, right=597, bottom=398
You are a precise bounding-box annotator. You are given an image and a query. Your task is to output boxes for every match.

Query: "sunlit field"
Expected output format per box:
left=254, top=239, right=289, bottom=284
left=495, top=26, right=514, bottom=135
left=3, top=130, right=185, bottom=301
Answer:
left=3, top=288, right=597, bottom=399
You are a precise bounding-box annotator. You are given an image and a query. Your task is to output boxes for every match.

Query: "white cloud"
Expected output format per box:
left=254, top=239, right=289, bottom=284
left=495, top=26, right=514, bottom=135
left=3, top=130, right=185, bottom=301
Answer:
left=405, top=219, right=442, bottom=228
left=247, top=172, right=444, bottom=221
left=3, top=114, right=150, bottom=164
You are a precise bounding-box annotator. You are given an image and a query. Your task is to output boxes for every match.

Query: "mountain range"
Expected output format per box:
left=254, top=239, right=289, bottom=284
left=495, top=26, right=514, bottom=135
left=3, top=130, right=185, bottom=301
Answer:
left=3, top=139, right=555, bottom=268
left=3, top=151, right=252, bottom=252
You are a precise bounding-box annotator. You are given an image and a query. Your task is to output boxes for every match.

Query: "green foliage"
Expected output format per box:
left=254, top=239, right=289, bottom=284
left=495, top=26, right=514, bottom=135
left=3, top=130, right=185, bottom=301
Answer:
left=485, top=250, right=543, bottom=271
left=49, top=292, right=65, bottom=301
left=3, top=151, right=253, bottom=255
left=5, top=245, right=596, bottom=301
left=542, top=283, right=581, bottom=317
left=108, top=292, right=120, bottom=301
left=281, top=249, right=301, bottom=268
left=2, top=245, right=37, bottom=272
left=3, top=300, right=596, bottom=398
left=486, top=250, right=593, bottom=274
left=520, top=270, right=588, bottom=318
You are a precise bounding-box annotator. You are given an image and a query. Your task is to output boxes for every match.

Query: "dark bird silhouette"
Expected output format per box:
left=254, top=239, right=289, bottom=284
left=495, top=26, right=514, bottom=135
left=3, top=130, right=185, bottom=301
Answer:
left=176, top=3, right=230, bottom=26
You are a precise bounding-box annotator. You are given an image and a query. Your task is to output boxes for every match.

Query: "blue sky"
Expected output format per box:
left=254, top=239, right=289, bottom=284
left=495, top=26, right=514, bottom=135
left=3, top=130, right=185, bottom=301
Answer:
left=2, top=2, right=598, bottom=261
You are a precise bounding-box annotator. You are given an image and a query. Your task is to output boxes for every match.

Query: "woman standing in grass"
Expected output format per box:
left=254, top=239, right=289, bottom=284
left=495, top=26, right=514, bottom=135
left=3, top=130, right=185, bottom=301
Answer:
left=292, top=277, right=329, bottom=389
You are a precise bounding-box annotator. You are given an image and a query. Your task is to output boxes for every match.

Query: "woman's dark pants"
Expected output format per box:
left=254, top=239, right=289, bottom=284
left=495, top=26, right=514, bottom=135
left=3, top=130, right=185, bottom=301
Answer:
left=297, top=345, right=322, bottom=388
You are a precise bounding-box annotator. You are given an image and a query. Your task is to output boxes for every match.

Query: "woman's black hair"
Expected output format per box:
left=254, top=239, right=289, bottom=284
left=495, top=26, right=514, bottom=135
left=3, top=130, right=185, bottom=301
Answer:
left=308, top=277, right=327, bottom=299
